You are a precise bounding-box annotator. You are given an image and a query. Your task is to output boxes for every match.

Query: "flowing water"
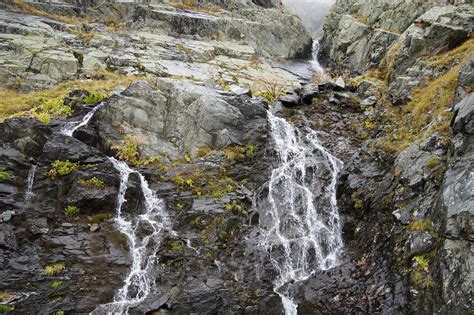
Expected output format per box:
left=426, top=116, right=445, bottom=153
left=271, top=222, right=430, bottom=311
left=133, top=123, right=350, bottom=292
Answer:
left=24, top=165, right=36, bottom=205
left=261, top=111, right=344, bottom=314
left=61, top=102, right=105, bottom=137
left=93, top=157, right=172, bottom=314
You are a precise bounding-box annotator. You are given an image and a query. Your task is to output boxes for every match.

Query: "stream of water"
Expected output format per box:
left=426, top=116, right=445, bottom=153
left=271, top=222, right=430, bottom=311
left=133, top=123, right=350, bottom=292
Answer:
left=61, top=102, right=105, bottom=137
left=262, top=111, right=344, bottom=314
left=23, top=165, right=36, bottom=206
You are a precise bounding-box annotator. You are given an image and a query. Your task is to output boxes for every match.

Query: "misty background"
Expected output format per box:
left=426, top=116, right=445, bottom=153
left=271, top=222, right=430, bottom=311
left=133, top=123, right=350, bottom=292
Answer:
left=281, top=0, right=335, bottom=37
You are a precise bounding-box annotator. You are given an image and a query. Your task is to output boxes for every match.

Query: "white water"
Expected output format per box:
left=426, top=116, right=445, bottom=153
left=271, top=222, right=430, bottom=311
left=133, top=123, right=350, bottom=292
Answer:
left=310, top=40, right=330, bottom=82
left=61, top=102, right=105, bottom=137
left=262, top=111, right=344, bottom=314
left=93, top=157, right=172, bottom=314
left=24, top=165, right=36, bottom=205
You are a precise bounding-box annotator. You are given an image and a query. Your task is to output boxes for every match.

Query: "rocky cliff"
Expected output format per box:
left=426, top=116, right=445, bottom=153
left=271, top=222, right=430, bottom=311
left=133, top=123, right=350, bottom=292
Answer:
left=0, top=0, right=473, bottom=314
left=319, top=0, right=473, bottom=313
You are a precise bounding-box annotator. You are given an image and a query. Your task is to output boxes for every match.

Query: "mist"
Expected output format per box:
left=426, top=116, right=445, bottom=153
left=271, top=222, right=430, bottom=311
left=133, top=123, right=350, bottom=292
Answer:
left=282, top=0, right=335, bottom=37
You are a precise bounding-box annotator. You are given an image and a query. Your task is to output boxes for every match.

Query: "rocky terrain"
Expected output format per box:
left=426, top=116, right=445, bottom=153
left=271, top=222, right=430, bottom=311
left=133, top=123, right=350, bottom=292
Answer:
left=0, top=0, right=473, bottom=314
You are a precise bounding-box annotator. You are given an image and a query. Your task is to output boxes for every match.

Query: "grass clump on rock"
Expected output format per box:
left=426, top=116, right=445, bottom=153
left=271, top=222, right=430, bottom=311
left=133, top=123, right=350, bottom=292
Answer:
left=43, top=262, right=65, bottom=276
left=47, top=160, right=80, bottom=178
left=79, top=176, right=105, bottom=189
left=64, top=205, right=80, bottom=217
left=0, top=169, right=10, bottom=181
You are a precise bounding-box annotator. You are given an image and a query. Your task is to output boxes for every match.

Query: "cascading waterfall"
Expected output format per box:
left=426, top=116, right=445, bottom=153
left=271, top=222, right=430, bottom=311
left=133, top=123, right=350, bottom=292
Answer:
left=93, top=157, right=172, bottom=314
left=310, top=40, right=329, bottom=82
left=24, top=164, right=36, bottom=205
left=261, top=111, right=344, bottom=314
left=61, top=102, right=105, bottom=137
left=59, top=102, right=172, bottom=314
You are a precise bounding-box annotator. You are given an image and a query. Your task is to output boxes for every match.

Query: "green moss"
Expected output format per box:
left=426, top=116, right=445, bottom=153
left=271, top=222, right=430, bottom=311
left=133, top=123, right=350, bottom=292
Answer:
left=89, top=213, right=111, bottom=224
left=64, top=205, right=80, bottom=216
left=79, top=176, right=105, bottom=188
left=51, top=280, right=63, bottom=289
left=47, top=160, right=80, bottom=178
left=406, top=219, right=432, bottom=232
left=82, top=91, right=107, bottom=104
left=167, top=241, right=184, bottom=252
left=0, top=170, right=9, bottom=182
left=44, top=262, right=65, bottom=276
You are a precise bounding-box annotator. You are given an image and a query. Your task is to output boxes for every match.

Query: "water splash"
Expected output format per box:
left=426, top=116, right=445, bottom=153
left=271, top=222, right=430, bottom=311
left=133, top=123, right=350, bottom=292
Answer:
left=61, top=102, right=105, bottom=137
left=310, top=40, right=330, bottom=82
left=261, top=111, right=344, bottom=314
left=24, top=165, right=36, bottom=205
left=93, top=157, right=171, bottom=314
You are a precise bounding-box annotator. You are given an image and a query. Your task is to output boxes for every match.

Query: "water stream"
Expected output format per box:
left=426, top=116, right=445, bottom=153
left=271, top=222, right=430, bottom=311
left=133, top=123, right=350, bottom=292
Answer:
left=61, top=102, right=105, bottom=137
left=262, top=111, right=344, bottom=314
left=92, top=157, right=172, bottom=314
left=23, top=164, right=36, bottom=206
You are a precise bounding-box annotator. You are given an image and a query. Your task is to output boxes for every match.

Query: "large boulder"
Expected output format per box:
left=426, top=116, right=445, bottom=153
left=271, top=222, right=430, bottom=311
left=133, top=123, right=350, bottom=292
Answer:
left=95, top=80, right=268, bottom=159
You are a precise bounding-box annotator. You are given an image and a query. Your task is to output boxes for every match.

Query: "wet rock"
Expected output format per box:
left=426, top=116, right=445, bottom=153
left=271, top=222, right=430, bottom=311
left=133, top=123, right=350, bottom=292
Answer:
left=41, top=133, right=107, bottom=163
left=407, top=232, right=435, bottom=257
left=0, top=210, right=15, bottom=222
left=278, top=93, right=300, bottom=107
left=0, top=224, right=17, bottom=250
left=300, top=84, right=319, bottom=105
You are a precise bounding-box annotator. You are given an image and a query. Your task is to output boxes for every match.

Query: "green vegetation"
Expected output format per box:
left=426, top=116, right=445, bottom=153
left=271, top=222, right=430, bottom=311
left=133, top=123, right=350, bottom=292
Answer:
left=406, top=219, right=432, bottom=232
left=254, top=79, right=285, bottom=103
left=112, top=135, right=139, bottom=164
left=54, top=311, right=65, bottom=315
left=0, top=69, right=149, bottom=121
left=79, top=176, right=105, bottom=189
left=47, top=160, right=80, bottom=178
left=64, top=205, right=80, bottom=216
left=0, top=170, right=10, bottom=182
left=167, top=241, right=184, bottom=252
left=411, top=255, right=435, bottom=289
left=426, top=157, right=440, bottom=170
left=51, top=280, right=63, bottom=289
left=82, top=91, right=108, bottom=104
left=43, top=262, right=65, bottom=276
left=0, top=305, right=15, bottom=312
left=89, top=213, right=111, bottom=224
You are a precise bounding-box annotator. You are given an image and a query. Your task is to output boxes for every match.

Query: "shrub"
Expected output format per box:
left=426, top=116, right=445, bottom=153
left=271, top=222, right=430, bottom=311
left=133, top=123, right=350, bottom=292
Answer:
left=47, top=160, right=80, bottom=178
left=64, top=205, right=80, bottom=216
left=44, top=262, right=65, bottom=276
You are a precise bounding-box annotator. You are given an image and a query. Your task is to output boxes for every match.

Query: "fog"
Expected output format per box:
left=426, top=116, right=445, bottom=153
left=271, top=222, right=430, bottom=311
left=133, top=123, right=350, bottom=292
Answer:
left=282, top=0, right=335, bottom=37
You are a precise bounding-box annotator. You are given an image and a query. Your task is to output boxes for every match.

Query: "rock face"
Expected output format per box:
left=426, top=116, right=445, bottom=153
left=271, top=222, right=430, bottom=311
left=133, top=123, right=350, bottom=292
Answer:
left=320, top=0, right=473, bottom=103
left=96, top=79, right=268, bottom=159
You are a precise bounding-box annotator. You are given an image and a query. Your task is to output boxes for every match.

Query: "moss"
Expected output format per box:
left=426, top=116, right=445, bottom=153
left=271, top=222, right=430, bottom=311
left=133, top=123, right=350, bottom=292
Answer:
left=406, top=219, right=432, bottom=232
left=425, top=157, right=440, bottom=170
left=64, top=205, right=80, bottom=217
left=51, top=280, right=63, bottom=289
left=167, top=241, right=184, bottom=252
left=44, top=262, right=65, bottom=276
left=79, top=176, right=105, bottom=189
left=47, top=160, right=80, bottom=178
left=89, top=213, right=111, bottom=224
left=0, top=170, right=10, bottom=182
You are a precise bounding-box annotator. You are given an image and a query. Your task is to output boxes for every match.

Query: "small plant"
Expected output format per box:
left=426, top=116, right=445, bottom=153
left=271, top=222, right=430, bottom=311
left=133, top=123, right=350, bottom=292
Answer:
left=254, top=79, right=285, bottom=103
left=413, top=255, right=429, bottom=271
left=47, top=160, right=80, bottom=178
left=79, top=176, right=105, bottom=188
left=407, top=219, right=432, bottom=232
left=64, top=205, right=80, bottom=216
left=82, top=91, right=107, bottom=104
left=112, top=135, right=139, bottom=164
left=54, top=311, right=65, bottom=315
left=44, top=262, right=65, bottom=276
left=168, top=241, right=184, bottom=252
left=51, top=280, right=63, bottom=289
left=0, top=169, right=9, bottom=181
left=32, top=98, right=74, bottom=124
left=245, top=144, right=257, bottom=157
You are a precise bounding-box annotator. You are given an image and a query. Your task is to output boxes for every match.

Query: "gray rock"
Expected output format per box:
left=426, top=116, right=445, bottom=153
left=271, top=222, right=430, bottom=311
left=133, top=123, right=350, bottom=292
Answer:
left=278, top=93, right=300, bottom=107
left=0, top=210, right=15, bottom=222
left=300, top=84, right=319, bottom=105
left=452, top=93, right=474, bottom=135
left=228, top=85, right=251, bottom=96
left=360, top=96, right=377, bottom=110
left=408, top=232, right=436, bottom=257
left=0, top=224, right=17, bottom=250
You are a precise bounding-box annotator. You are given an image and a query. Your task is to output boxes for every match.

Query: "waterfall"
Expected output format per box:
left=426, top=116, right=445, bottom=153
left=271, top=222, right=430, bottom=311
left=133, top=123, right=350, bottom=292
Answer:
left=92, top=157, right=172, bottom=314
left=24, top=165, right=36, bottom=205
left=61, top=102, right=105, bottom=137
left=261, top=111, right=344, bottom=314
left=310, top=40, right=329, bottom=82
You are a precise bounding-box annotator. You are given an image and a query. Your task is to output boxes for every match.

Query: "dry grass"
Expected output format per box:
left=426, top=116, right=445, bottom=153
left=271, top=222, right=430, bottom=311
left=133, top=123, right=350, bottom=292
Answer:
left=0, top=70, right=149, bottom=121
left=164, top=0, right=222, bottom=16
left=7, top=0, right=81, bottom=24
left=379, top=41, right=403, bottom=81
